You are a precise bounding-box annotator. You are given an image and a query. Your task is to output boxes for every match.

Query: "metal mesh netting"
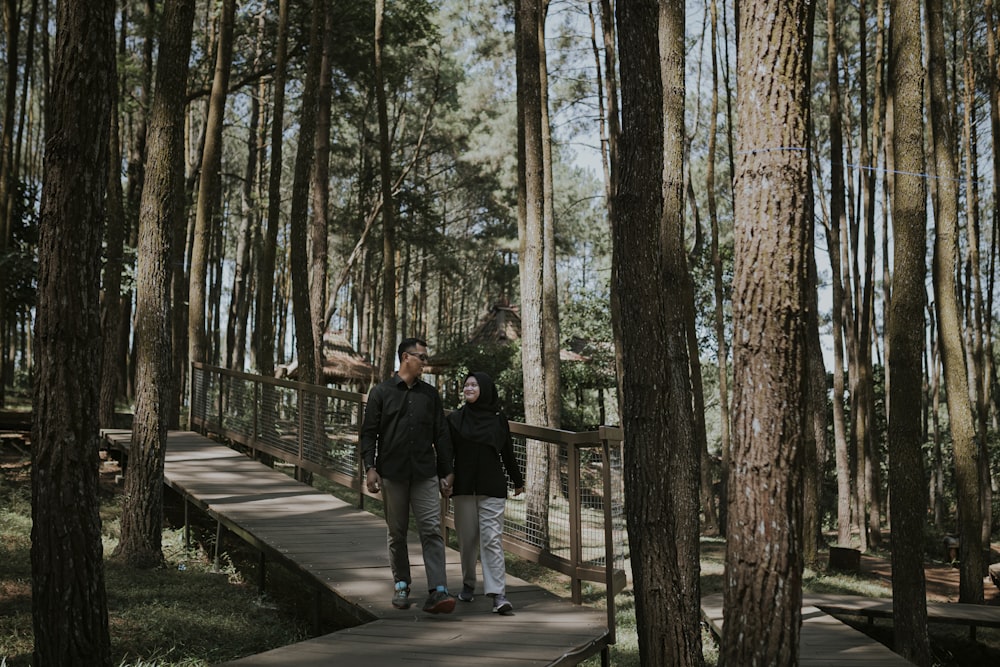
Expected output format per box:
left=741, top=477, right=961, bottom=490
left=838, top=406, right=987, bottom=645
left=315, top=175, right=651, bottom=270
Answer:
left=191, top=365, right=626, bottom=580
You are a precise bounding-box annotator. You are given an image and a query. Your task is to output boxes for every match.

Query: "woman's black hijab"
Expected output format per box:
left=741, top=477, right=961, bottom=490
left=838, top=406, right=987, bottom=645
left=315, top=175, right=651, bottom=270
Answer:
left=452, top=372, right=504, bottom=451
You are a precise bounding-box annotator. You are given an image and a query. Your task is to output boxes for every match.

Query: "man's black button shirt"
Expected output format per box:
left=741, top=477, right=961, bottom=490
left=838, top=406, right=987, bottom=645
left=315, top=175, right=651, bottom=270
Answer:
left=360, top=375, right=453, bottom=481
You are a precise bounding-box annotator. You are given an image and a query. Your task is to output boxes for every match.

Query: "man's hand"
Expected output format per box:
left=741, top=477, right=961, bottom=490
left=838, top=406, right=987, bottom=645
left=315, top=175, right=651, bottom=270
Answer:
left=439, top=473, right=455, bottom=498
left=366, top=467, right=382, bottom=494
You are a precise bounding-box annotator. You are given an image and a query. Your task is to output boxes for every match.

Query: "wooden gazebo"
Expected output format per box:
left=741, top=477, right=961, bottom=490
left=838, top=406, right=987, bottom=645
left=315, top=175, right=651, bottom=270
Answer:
left=276, top=331, right=378, bottom=389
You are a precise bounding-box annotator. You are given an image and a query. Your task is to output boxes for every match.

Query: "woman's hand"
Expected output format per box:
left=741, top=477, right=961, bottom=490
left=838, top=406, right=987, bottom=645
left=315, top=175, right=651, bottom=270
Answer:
left=439, top=473, right=455, bottom=498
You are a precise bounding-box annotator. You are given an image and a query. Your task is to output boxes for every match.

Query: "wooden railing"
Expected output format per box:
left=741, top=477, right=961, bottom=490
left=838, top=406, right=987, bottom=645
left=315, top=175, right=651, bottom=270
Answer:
left=189, top=362, right=627, bottom=639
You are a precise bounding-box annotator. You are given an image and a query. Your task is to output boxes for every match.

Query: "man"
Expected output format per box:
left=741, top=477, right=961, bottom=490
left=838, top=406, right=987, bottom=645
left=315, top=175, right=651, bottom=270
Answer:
left=361, top=337, right=456, bottom=614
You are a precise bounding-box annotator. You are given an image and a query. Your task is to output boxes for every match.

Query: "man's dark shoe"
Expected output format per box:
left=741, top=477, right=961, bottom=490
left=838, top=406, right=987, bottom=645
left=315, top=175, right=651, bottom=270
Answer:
left=423, top=586, right=456, bottom=614
left=392, top=581, right=412, bottom=609
left=458, top=585, right=475, bottom=602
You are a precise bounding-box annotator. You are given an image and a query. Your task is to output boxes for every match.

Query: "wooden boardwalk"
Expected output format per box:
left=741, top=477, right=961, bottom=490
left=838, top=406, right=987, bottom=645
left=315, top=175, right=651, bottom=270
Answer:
left=101, top=430, right=610, bottom=666
left=805, top=592, right=1000, bottom=640
left=700, top=593, right=913, bottom=666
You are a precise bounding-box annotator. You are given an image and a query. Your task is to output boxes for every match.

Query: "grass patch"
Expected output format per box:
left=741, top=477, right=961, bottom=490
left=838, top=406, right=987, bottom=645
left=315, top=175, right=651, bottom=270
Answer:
left=0, top=449, right=312, bottom=667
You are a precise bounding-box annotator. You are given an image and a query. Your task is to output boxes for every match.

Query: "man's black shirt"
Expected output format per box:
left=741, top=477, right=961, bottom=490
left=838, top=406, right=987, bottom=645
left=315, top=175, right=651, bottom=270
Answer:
left=360, top=375, right=453, bottom=481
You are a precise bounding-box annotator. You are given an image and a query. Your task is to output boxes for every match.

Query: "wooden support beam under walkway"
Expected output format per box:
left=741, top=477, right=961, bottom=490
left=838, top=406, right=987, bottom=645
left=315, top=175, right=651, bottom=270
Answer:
left=101, top=430, right=611, bottom=666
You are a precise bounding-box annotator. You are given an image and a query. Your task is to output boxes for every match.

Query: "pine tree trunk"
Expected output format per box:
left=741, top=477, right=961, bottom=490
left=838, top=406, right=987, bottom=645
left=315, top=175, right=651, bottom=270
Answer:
left=613, top=0, right=702, bottom=663
left=115, top=0, right=196, bottom=569
left=722, top=0, right=814, bottom=661
left=31, top=0, right=115, bottom=661
left=887, top=0, right=932, bottom=659
left=926, top=0, right=984, bottom=604
left=516, top=0, right=552, bottom=546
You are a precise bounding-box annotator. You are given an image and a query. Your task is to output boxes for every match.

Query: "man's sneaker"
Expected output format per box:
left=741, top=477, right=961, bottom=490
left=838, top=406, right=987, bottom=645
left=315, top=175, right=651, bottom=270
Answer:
left=491, top=593, right=513, bottom=614
left=423, top=585, right=456, bottom=614
left=458, top=585, right=475, bottom=602
left=392, top=581, right=411, bottom=609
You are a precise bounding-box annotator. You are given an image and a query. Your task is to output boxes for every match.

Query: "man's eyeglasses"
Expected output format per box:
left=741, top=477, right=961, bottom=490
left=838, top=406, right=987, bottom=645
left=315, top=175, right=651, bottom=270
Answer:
left=405, top=350, right=429, bottom=362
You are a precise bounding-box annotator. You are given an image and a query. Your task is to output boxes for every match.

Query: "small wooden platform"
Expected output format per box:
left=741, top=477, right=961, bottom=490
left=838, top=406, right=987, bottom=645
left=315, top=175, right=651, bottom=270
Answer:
left=806, top=592, right=1000, bottom=640
left=101, top=430, right=611, bottom=666
left=700, top=593, right=912, bottom=665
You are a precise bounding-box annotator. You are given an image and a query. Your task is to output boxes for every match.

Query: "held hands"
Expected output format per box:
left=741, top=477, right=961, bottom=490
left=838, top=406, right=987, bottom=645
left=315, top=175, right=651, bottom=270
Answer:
left=439, top=473, right=455, bottom=498
left=366, top=468, right=382, bottom=494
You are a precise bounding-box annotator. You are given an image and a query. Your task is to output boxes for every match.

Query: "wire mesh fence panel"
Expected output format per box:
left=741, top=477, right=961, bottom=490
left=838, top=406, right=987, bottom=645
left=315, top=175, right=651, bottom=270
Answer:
left=322, top=395, right=362, bottom=476
left=222, top=375, right=256, bottom=441
left=257, top=383, right=301, bottom=460
left=191, top=363, right=628, bottom=592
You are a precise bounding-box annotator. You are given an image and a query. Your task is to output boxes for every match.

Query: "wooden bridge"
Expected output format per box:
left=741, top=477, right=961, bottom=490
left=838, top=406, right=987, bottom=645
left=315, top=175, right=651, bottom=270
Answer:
left=102, top=429, right=613, bottom=666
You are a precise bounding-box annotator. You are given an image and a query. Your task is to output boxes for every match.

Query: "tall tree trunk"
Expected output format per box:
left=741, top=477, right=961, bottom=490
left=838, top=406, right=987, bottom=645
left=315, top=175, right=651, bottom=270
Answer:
left=31, top=0, right=115, bottom=662
left=310, top=7, right=334, bottom=362
left=226, top=43, right=261, bottom=373
left=0, top=0, right=20, bottom=404
left=256, top=0, right=289, bottom=378
left=707, top=0, right=730, bottom=539
left=858, top=0, right=882, bottom=549
left=539, top=0, right=561, bottom=432
left=613, top=1, right=702, bottom=664
left=804, top=214, right=828, bottom=569
left=115, top=0, right=196, bottom=568
left=959, top=0, right=992, bottom=551
left=99, top=69, right=127, bottom=428
left=189, top=0, right=236, bottom=377
left=722, top=0, right=814, bottom=662
left=926, top=0, right=983, bottom=604
left=825, top=0, right=852, bottom=548
left=887, top=0, right=932, bottom=659
left=516, top=0, right=551, bottom=546
left=375, top=0, right=398, bottom=379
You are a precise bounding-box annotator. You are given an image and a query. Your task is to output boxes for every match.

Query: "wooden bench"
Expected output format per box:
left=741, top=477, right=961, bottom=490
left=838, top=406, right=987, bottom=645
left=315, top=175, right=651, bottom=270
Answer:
left=805, top=593, right=1000, bottom=640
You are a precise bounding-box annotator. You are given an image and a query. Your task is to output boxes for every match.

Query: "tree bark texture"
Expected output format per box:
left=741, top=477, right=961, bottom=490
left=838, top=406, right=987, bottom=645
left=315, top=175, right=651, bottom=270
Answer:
left=189, top=0, right=236, bottom=372
left=925, top=0, right=983, bottom=605
left=256, top=0, right=289, bottom=378
left=517, top=0, right=552, bottom=547
left=30, top=0, right=115, bottom=662
left=115, top=0, right=196, bottom=569
left=886, top=0, right=932, bottom=660
left=613, top=1, right=702, bottom=664
left=722, top=0, right=814, bottom=662
left=375, top=0, right=398, bottom=380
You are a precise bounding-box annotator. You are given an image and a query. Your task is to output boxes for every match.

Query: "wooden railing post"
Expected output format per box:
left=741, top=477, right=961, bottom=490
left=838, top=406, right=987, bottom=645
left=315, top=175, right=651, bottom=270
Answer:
left=599, top=426, right=617, bottom=644
left=567, top=441, right=583, bottom=604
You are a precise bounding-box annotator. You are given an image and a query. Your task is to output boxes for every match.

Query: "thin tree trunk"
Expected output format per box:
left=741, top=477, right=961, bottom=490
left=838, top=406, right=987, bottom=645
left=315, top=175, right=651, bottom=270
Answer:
left=825, top=0, right=853, bottom=548
left=100, top=71, right=127, bottom=428
left=887, top=0, right=932, bottom=659
left=707, top=0, right=730, bottom=539
left=310, top=7, right=334, bottom=363
left=375, top=0, right=398, bottom=379
left=189, top=0, right=236, bottom=376
left=926, top=0, right=984, bottom=604
left=256, top=0, right=289, bottom=378
left=516, top=0, right=551, bottom=547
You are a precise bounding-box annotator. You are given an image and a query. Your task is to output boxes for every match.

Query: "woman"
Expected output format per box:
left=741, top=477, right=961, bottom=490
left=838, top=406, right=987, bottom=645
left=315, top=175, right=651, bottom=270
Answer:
left=447, top=372, right=525, bottom=614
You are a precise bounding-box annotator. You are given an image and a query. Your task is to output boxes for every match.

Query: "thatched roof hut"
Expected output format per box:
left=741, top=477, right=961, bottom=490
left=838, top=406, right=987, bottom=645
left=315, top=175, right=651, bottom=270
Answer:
left=277, top=331, right=377, bottom=386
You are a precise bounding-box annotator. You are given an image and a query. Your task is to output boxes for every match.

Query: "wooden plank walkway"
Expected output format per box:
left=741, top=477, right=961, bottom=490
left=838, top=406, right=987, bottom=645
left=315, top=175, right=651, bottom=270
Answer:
left=700, top=593, right=913, bottom=665
left=805, top=592, right=1000, bottom=640
left=101, top=430, right=610, bottom=666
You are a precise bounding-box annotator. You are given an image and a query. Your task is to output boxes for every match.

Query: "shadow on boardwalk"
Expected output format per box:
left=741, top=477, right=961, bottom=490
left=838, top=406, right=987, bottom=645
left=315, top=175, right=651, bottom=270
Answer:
left=103, top=430, right=611, bottom=667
